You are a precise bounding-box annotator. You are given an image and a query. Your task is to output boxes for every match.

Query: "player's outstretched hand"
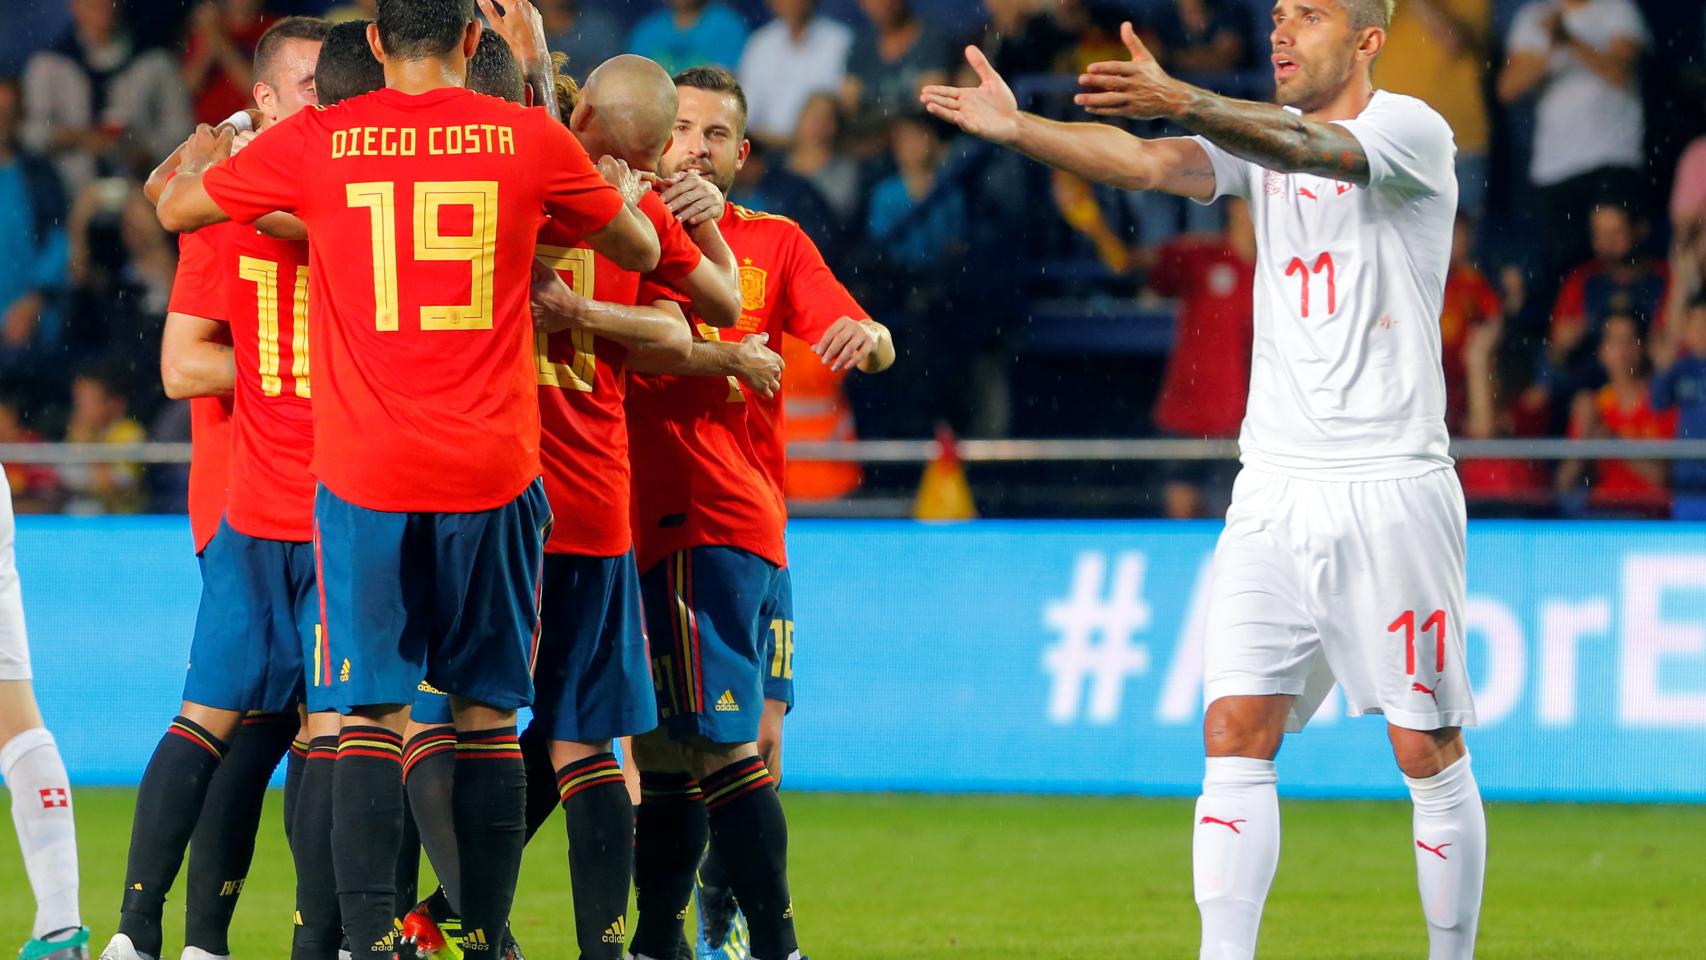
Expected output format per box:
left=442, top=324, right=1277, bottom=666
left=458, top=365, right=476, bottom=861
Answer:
left=1075, top=22, right=1187, bottom=119
left=919, top=46, right=1020, bottom=145
left=475, top=0, right=549, bottom=71
left=597, top=155, right=648, bottom=207
left=657, top=170, right=726, bottom=227
left=732, top=333, right=784, bottom=398
left=178, top=123, right=234, bottom=175
left=813, top=317, right=879, bottom=373
left=530, top=256, right=584, bottom=333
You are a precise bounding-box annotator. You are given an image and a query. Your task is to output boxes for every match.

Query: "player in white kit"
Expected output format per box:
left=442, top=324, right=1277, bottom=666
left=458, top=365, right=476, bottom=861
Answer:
left=0, top=468, right=88, bottom=959
left=923, top=1, right=1484, bottom=957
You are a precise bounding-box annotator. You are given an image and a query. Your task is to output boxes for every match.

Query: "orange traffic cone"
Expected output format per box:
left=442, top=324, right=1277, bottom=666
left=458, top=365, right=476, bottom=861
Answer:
left=913, top=425, right=977, bottom=521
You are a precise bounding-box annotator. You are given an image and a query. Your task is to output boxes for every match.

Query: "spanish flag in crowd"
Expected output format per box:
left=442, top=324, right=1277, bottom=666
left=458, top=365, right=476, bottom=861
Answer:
left=913, top=425, right=977, bottom=521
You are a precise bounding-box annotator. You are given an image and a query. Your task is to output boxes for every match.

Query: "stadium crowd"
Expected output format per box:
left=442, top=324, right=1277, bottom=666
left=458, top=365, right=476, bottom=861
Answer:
left=0, top=0, right=1702, bottom=517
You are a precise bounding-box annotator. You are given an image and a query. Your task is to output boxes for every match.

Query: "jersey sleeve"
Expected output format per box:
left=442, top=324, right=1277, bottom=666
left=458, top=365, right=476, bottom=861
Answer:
left=537, top=114, right=626, bottom=238
left=167, top=229, right=226, bottom=320
left=1187, top=136, right=1253, bottom=203
left=1332, top=94, right=1456, bottom=200
left=777, top=223, right=869, bottom=343
left=201, top=111, right=310, bottom=223
left=640, top=191, right=703, bottom=285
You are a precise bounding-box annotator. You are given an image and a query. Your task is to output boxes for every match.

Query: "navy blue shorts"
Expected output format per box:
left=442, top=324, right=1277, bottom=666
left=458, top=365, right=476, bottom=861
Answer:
left=760, top=568, right=795, bottom=710
left=640, top=546, right=783, bottom=744
left=313, top=480, right=550, bottom=713
left=184, top=519, right=314, bottom=713
left=532, top=551, right=656, bottom=743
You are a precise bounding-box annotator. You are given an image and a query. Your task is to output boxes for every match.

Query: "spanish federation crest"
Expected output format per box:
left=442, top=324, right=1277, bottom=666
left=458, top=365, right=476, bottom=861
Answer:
left=739, top=261, right=767, bottom=311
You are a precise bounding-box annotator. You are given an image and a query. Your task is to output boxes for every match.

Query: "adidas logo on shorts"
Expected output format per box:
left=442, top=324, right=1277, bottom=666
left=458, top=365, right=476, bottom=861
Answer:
left=714, top=690, right=740, bottom=712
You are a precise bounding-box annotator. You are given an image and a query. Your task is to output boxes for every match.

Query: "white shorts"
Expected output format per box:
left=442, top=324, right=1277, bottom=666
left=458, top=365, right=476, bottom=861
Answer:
left=0, top=473, right=28, bottom=681
left=1203, top=466, right=1475, bottom=732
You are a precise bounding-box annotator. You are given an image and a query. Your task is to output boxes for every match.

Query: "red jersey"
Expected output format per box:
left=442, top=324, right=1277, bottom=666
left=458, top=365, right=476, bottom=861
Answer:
left=626, top=290, right=786, bottom=574
left=169, top=230, right=233, bottom=554
left=202, top=87, right=626, bottom=512
left=536, top=191, right=701, bottom=557
left=716, top=205, right=868, bottom=501
left=1572, top=384, right=1680, bottom=507
left=220, top=224, right=315, bottom=541
left=1149, top=239, right=1254, bottom=439
left=1438, top=264, right=1502, bottom=433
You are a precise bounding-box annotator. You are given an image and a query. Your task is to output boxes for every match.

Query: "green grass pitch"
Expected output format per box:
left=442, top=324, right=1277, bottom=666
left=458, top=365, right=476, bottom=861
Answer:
left=4, top=789, right=1705, bottom=958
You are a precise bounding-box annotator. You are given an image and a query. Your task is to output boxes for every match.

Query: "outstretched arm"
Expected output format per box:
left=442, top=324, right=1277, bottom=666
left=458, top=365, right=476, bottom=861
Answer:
left=157, top=125, right=237, bottom=232
left=1073, top=22, right=1370, bottom=185
left=530, top=258, right=692, bottom=362
left=920, top=43, right=1216, bottom=199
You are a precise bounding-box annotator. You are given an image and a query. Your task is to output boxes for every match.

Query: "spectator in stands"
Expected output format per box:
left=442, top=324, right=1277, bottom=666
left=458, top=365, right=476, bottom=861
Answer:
left=842, top=0, right=952, bottom=134
left=1669, top=135, right=1706, bottom=232
left=21, top=0, right=192, bottom=194
left=785, top=93, right=862, bottom=226
left=1144, top=0, right=1252, bottom=75
left=733, top=141, right=841, bottom=255
left=1652, top=297, right=1706, bottom=519
left=323, top=0, right=377, bottom=22
left=967, top=0, right=1072, bottom=78
left=0, top=76, right=69, bottom=405
left=181, top=0, right=273, bottom=126
left=738, top=0, right=852, bottom=146
left=1440, top=213, right=1504, bottom=432
left=867, top=112, right=965, bottom=272
left=65, top=179, right=176, bottom=367
left=0, top=395, right=62, bottom=514
left=1459, top=320, right=1552, bottom=514
left=1143, top=198, right=1254, bottom=520
left=60, top=359, right=147, bottom=515
left=1558, top=312, right=1677, bottom=517
left=1377, top=0, right=1492, bottom=215
left=1546, top=203, right=1668, bottom=395
left=1499, top=0, right=1649, bottom=285
left=627, top=0, right=749, bottom=76
left=539, top=0, right=622, bottom=82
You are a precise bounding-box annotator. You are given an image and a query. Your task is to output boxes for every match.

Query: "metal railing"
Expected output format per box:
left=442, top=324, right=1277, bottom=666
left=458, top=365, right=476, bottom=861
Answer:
left=5, top=439, right=1705, bottom=466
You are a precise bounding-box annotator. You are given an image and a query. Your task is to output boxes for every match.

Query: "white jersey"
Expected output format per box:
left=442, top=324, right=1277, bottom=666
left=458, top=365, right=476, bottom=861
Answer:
left=1194, top=90, right=1458, bottom=480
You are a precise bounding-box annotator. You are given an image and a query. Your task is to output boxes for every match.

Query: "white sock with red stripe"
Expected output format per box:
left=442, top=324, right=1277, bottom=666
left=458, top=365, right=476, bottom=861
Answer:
left=1193, top=756, right=1279, bottom=960
left=1406, top=753, right=1485, bottom=960
left=2, top=727, right=81, bottom=937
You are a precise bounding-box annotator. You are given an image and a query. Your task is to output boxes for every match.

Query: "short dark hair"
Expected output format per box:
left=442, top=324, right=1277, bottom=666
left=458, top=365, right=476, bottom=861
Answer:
left=672, top=66, right=747, bottom=137
left=467, top=30, right=524, bottom=104
left=376, top=0, right=474, bottom=61
left=254, top=17, right=330, bottom=88
left=314, top=20, right=385, bottom=106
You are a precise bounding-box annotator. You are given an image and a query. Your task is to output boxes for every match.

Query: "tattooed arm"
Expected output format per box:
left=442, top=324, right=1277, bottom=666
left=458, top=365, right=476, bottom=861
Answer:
left=920, top=44, right=1218, bottom=200
left=1169, top=88, right=1369, bottom=185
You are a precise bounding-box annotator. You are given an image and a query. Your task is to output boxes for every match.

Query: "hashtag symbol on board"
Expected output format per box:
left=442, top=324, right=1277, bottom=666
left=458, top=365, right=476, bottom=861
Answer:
left=1041, top=551, right=1154, bottom=725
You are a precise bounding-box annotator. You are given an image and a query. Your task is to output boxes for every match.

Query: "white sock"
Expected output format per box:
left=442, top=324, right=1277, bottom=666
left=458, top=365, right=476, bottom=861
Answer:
left=1194, top=756, right=1280, bottom=960
left=2, top=727, right=81, bottom=937
left=1406, top=754, right=1485, bottom=960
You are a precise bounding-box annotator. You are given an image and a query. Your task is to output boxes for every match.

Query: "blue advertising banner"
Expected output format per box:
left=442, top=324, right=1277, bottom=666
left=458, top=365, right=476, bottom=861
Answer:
left=17, top=518, right=1706, bottom=801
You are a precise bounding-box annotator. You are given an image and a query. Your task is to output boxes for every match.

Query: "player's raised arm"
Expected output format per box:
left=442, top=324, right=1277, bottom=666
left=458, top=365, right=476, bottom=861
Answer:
left=530, top=258, right=694, bottom=362
left=655, top=171, right=742, bottom=327
left=1074, top=21, right=1378, bottom=185
left=156, top=124, right=238, bottom=232
left=921, top=44, right=1217, bottom=200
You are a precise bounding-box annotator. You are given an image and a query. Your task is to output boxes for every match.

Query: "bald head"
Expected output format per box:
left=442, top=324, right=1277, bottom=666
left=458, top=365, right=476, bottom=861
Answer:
left=571, top=54, right=678, bottom=170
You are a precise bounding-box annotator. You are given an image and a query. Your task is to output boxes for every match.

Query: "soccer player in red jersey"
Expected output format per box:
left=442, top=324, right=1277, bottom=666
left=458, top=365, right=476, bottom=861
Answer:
left=155, top=0, right=663, bottom=954
left=650, top=67, right=895, bottom=959
left=105, top=19, right=330, bottom=960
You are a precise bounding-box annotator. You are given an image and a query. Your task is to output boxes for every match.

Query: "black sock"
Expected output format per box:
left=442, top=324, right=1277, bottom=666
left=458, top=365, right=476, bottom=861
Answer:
left=558, top=754, right=634, bottom=960
left=402, top=726, right=458, bottom=912
left=630, top=771, right=707, bottom=960
left=283, top=735, right=309, bottom=849
left=702, top=758, right=795, bottom=960
left=697, top=841, right=738, bottom=945
left=291, top=736, right=341, bottom=960
left=331, top=725, right=405, bottom=957
left=117, top=716, right=229, bottom=957
left=184, top=712, right=295, bottom=954
left=452, top=727, right=527, bottom=952
left=395, top=790, right=422, bottom=917
left=520, top=720, right=561, bottom=843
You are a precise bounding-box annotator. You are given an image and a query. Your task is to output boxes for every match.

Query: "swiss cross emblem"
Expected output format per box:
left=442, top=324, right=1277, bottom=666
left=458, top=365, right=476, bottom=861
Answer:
left=739, top=260, right=767, bottom=311
left=38, top=788, right=68, bottom=809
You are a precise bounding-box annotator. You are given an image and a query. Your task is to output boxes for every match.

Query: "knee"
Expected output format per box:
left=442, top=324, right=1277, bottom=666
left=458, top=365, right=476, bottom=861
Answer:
left=1202, top=697, right=1286, bottom=760
left=1390, top=726, right=1464, bottom=780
